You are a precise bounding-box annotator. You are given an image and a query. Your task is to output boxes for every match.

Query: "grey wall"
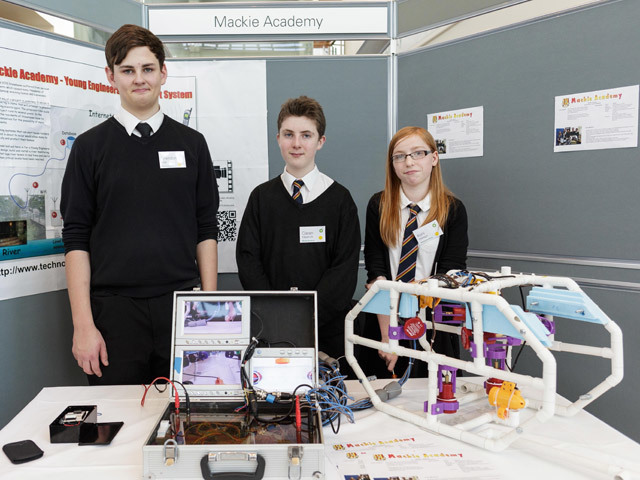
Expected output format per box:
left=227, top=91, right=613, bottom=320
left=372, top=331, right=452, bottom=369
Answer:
left=0, top=291, right=86, bottom=429
left=398, top=0, right=640, bottom=441
left=265, top=57, right=389, bottom=224
left=397, top=0, right=526, bottom=37
left=399, top=0, right=640, bottom=261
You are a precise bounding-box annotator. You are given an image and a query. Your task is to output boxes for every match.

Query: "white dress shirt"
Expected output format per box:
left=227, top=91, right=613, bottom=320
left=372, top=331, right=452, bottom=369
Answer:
left=114, top=107, right=164, bottom=137
left=388, top=190, right=441, bottom=281
left=281, top=165, right=334, bottom=204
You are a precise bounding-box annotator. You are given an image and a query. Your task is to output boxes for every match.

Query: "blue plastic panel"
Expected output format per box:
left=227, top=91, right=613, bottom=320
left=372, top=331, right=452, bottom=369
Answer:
left=526, top=287, right=608, bottom=324
left=361, top=290, right=420, bottom=318
left=465, top=304, right=552, bottom=346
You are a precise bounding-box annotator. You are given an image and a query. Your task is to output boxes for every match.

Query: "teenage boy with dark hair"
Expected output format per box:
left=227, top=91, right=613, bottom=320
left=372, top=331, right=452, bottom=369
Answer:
left=236, top=96, right=360, bottom=360
left=61, top=24, right=219, bottom=385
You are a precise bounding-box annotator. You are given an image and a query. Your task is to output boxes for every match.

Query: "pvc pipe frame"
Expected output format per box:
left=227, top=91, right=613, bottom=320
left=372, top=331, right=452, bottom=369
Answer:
left=344, top=270, right=624, bottom=452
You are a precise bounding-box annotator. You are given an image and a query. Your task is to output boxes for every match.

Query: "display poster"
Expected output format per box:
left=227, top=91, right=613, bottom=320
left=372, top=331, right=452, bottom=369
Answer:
left=553, top=85, right=639, bottom=152
left=165, top=60, right=268, bottom=274
left=426, top=105, right=483, bottom=159
left=0, top=27, right=267, bottom=300
left=326, top=434, right=503, bottom=479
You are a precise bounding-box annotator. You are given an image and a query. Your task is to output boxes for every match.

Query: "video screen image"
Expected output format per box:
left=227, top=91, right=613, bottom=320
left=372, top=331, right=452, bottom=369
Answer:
left=251, top=356, right=314, bottom=393
left=182, top=350, right=242, bottom=386
left=182, top=300, right=243, bottom=335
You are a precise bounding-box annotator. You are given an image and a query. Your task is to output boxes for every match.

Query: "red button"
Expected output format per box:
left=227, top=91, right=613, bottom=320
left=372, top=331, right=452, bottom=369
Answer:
left=403, top=316, right=426, bottom=339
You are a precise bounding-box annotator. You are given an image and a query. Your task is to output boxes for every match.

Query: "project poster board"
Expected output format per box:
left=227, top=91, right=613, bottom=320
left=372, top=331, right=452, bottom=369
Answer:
left=554, top=85, right=639, bottom=152
left=427, top=105, right=484, bottom=159
left=0, top=27, right=267, bottom=300
left=164, top=60, right=268, bottom=275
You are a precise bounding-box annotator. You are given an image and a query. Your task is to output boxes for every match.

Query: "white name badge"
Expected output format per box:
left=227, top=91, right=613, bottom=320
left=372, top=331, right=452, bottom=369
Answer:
left=413, top=220, right=443, bottom=245
left=300, top=226, right=326, bottom=243
left=158, top=151, right=186, bottom=169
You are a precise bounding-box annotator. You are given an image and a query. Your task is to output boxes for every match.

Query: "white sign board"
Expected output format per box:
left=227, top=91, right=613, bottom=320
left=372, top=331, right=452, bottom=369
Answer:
left=149, top=7, right=389, bottom=36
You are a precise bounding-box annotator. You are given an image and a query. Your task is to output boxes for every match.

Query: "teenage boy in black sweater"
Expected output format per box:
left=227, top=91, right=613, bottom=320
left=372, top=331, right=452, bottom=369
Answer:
left=61, top=25, right=219, bottom=385
left=236, top=96, right=360, bottom=360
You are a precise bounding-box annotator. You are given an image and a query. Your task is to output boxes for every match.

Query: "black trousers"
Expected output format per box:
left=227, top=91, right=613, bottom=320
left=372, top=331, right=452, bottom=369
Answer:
left=88, top=291, right=175, bottom=385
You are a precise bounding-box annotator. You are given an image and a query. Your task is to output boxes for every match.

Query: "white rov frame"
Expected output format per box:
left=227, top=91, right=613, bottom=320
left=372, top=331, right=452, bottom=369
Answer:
left=344, top=268, right=624, bottom=453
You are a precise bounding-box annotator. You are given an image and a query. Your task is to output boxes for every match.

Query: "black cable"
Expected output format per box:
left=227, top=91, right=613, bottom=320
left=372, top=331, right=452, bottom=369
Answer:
left=428, top=273, right=459, bottom=288
left=250, top=310, right=265, bottom=338
left=153, top=382, right=168, bottom=392
left=171, top=380, right=191, bottom=420
left=265, top=340, right=297, bottom=348
left=506, top=342, right=527, bottom=372
left=252, top=383, right=311, bottom=424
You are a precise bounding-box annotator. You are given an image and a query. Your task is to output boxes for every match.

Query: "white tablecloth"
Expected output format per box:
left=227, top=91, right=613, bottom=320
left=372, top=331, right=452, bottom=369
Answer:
left=1, top=379, right=639, bottom=479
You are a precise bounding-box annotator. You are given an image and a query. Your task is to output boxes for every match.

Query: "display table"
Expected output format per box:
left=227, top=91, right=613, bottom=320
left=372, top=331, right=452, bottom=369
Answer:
left=1, top=379, right=639, bottom=479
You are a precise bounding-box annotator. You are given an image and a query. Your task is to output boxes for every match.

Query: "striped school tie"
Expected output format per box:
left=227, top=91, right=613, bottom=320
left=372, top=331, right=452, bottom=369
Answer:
left=292, top=179, right=304, bottom=204
left=395, top=204, right=421, bottom=282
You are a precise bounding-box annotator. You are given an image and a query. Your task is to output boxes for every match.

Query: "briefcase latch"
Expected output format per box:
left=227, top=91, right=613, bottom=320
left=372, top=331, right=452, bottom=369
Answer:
left=288, top=446, right=303, bottom=479
left=163, top=439, right=178, bottom=466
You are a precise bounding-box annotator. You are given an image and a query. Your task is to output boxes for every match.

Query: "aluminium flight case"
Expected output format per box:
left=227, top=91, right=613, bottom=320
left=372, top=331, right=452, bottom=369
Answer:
left=143, top=291, right=325, bottom=480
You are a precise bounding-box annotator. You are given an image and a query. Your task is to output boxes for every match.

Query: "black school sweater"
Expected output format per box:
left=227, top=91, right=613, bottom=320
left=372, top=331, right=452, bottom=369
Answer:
left=61, top=116, right=219, bottom=297
left=236, top=177, right=361, bottom=344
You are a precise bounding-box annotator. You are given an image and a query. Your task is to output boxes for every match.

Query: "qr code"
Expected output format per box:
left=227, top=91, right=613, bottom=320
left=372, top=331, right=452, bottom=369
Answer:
left=217, top=210, right=237, bottom=242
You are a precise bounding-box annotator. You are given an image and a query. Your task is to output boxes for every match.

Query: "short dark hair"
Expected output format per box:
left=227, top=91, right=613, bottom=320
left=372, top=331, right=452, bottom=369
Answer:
left=277, top=96, right=326, bottom=137
left=105, top=24, right=165, bottom=71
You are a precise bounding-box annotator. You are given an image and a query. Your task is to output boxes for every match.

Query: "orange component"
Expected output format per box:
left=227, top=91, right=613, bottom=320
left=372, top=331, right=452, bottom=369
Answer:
left=488, top=381, right=525, bottom=419
left=275, top=358, right=290, bottom=364
left=419, top=296, right=441, bottom=309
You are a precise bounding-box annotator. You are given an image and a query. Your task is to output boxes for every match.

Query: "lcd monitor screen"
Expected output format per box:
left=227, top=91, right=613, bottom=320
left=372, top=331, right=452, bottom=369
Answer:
left=251, top=353, right=315, bottom=393
left=174, top=295, right=250, bottom=343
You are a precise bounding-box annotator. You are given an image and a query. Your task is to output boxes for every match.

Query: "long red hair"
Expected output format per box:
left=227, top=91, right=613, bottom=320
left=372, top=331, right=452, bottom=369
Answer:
left=379, top=126, right=455, bottom=247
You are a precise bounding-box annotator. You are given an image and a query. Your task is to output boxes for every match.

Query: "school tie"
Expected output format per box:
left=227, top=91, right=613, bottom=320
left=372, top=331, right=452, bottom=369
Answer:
left=136, top=122, right=152, bottom=138
left=395, top=204, right=421, bottom=282
left=292, top=179, right=304, bottom=204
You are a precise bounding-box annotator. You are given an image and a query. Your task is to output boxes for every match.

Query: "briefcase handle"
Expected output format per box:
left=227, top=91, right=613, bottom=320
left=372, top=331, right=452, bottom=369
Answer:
left=200, top=452, right=265, bottom=480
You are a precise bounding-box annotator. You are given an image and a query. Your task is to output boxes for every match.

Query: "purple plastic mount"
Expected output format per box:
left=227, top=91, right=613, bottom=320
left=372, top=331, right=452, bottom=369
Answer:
left=388, top=325, right=417, bottom=341
left=425, top=365, right=460, bottom=415
left=538, top=315, right=556, bottom=334
left=470, top=335, right=522, bottom=362
left=433, top=303, right=466, bottom=325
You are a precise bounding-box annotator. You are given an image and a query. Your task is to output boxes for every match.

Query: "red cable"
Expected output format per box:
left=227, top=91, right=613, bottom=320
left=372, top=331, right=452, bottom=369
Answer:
left=295, top=395, right=302, bottom=439
left=141, top=377, right=182, bottom=436
left=141, top=376, right=180, bottom=413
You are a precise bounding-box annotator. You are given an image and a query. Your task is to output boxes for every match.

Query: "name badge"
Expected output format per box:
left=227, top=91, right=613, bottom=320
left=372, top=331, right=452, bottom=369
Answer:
left=158, top=151, right=186, bottom=169
left=413, top=220, right=443, bottom=245
left=300, top=226, right=326, bottom=243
